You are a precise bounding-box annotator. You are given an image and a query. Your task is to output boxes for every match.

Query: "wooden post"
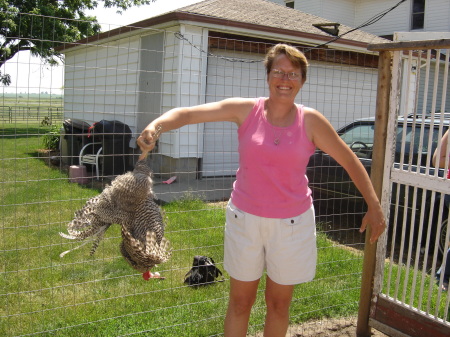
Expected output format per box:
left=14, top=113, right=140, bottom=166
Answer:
left=356, top=50, right=392, bottom=337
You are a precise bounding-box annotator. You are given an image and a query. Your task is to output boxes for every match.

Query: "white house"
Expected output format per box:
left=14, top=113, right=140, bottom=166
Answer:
left=60, top=0, right=388, bottom=178
left=273, top=0, right=450, bottom=129
left=269, top=0, right=450, bottom=39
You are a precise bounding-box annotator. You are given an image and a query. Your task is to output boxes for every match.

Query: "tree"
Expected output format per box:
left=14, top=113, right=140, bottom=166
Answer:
left=0, top=0, right=156, bottom=85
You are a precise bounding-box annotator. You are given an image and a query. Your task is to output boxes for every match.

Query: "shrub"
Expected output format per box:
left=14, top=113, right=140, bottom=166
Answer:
left=42, top=124, right=61, bottom=150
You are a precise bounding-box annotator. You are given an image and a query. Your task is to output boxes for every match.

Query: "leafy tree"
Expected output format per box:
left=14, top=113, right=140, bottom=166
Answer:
left=0, top=0, right=156, bottom=85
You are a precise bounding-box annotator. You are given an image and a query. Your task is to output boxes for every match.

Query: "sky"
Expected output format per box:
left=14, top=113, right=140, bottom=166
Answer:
left=1, top=0, right=203, bottom=94
left=87, top=0, right=203, bottom=31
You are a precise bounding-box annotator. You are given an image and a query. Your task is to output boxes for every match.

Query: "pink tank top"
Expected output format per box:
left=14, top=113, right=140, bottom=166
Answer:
left=231, top=97, right=316, bottom=218
left=448, top=154, right=450, bottom=179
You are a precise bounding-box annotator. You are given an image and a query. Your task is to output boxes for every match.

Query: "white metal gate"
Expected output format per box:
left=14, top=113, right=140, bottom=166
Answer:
left=358, top=39, right=450, bottom=337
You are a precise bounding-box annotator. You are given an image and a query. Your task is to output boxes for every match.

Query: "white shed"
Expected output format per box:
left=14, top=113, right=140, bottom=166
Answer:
left=60, top=0, right=387, bottom=178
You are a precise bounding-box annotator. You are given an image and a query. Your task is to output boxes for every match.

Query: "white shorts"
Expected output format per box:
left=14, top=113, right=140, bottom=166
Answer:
left=224, top=200, right=317, bottom=285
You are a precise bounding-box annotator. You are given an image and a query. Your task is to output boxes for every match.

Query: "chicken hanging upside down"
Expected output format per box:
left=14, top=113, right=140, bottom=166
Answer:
left=60, top=126, right=171, bottom=280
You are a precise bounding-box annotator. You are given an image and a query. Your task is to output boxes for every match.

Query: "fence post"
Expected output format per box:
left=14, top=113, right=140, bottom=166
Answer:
left=356, top=49, right=392, bottom=337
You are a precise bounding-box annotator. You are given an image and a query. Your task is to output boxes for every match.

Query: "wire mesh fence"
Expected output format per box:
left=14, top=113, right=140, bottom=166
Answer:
left=0, top=8, right=433, bottom=337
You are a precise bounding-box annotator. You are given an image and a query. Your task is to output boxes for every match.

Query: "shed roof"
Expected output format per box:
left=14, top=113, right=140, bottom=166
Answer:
left=60, top=0, right=388, bottom=51
left=176, top=0, right=387, bottom=45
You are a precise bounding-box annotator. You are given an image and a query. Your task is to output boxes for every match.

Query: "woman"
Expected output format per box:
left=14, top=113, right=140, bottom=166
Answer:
left=432, top=129, right=450, bottom=175
left=432, top=129, right=449, bottom=291
left=138, top=44, right=386, bottom=337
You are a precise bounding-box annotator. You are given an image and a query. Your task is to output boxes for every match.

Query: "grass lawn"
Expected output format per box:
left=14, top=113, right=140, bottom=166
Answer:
left=0, top=122, right=447, bottom=336
left=1, top=94, right=63, bottom=124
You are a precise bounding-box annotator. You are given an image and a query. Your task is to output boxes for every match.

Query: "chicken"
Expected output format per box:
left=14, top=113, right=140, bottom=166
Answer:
left=120, top=190, right=171, bottom=280
left=60, top=153, right=171, bottom=280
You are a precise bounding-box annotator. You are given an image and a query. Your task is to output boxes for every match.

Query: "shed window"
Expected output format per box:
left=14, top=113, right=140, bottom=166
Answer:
left=285, top=1, right=294, bottom=9
left=411, top=0, right=425, bottom=30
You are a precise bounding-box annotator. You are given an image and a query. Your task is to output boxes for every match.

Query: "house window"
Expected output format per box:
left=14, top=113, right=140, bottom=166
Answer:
left=285, top=1, right=294, bottom=9
left=411, top=0, right=425, bottom=30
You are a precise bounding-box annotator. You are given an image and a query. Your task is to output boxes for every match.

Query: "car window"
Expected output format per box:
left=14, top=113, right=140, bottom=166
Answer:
left=395, top=124, right=444, bottom=165
left=338, top=122, right=447, bottom=164
left=339, top=124, right=374, bottom=159
left=396, top=125, right=433, bottom=152
left=340, top=125, right=375, bottom=146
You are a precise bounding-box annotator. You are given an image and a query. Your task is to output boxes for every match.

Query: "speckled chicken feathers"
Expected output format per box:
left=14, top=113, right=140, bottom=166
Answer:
left=60, top=159, right=171, bottom=274
left=120, top=228, right=171, bottom=273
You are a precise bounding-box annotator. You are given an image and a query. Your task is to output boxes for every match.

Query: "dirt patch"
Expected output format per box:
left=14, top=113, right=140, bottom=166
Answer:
left=251, top=317, right=389, bottom=336
left=36, top=149, right=60, bottom=166
left=207, top=201, right=228, bottom=208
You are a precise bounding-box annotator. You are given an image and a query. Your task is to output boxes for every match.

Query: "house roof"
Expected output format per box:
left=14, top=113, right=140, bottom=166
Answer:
left=60, top=0, right=388, bottom=51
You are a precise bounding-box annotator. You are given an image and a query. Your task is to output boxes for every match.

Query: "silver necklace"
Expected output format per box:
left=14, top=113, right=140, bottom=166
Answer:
left=266, top=103, right=295, bottom=145
left=272, top=127, right=284, bottom=145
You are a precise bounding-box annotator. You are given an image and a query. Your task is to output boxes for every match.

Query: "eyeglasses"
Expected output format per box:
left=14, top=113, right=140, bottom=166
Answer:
left=271, top=69, right=301, bottom=81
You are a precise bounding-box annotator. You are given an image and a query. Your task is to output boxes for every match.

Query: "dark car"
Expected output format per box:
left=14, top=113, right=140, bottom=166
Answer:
left=307, top=114, right=449, bottom=254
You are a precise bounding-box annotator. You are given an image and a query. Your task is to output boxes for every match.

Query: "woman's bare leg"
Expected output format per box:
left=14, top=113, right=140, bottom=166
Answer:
left=224, top=277, right=260, bottom=337
left=263, top=276, right=294, bottom=337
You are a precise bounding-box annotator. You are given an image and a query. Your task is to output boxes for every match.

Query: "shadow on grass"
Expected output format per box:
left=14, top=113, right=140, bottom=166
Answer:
left=30, top=149, right=106, bottom=192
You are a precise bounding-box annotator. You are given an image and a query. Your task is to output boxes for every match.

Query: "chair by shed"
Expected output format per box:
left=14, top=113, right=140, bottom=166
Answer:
left=79, top=142, right=103, bottom=179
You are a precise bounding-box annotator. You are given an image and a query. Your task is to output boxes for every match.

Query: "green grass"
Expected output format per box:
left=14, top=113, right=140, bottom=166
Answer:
left=0, top=122, right=448, bottom=336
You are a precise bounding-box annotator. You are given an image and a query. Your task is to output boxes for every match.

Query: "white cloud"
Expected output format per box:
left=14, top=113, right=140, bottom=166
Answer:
left=88, top=0, right=203, bottom=30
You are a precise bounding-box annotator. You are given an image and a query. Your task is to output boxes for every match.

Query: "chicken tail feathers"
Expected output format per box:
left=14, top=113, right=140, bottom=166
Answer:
left=145, top=231, right=172, bottom=264
left=59, top=224, right=111, bottom=258
left=121, top=227, right=172, bottom=270
left=59, top=239, right=92, bottom=258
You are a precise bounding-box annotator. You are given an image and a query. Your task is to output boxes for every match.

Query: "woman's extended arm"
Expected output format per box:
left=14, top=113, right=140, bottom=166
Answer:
left=305, top=108, right=386, bottom=244
left=137, top=98, right=255, bottom=154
